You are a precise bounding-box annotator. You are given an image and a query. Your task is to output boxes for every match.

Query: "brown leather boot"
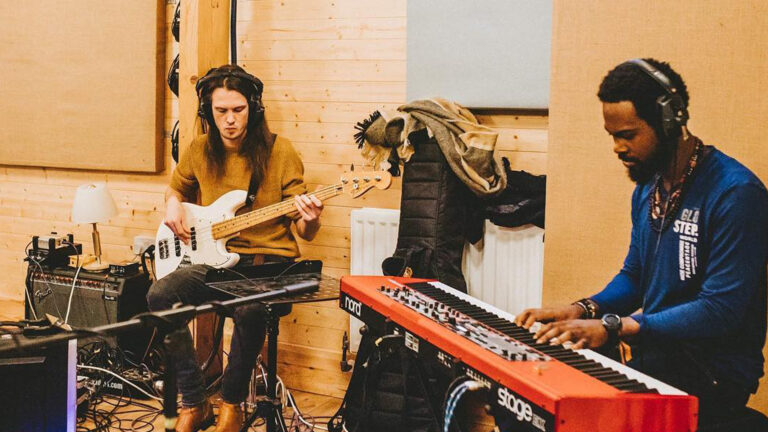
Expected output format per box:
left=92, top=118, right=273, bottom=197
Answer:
left=215, top=401, right=244, bottom=432
left=176, top=400, right=214, bottom=432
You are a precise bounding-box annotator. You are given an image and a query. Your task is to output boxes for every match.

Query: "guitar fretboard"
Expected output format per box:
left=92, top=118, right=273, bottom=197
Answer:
left=210, top=183, right=343, bottom=239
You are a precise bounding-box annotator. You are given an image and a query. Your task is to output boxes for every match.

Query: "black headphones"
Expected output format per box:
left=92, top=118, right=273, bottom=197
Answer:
left=195, top=67, right=265, bottom=131
left=625, top=58, right=689, bottom=140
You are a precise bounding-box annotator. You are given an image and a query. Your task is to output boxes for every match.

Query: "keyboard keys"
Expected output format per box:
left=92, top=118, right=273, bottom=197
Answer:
left=407, top=282, right=657, bottom=394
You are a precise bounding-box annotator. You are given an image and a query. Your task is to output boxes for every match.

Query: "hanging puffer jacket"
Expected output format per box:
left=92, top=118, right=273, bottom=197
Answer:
left=381, top=129, right=483, bottom=293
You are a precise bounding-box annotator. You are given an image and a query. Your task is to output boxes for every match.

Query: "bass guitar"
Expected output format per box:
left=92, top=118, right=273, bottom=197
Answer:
left=154, top=170, right=391, bottom=280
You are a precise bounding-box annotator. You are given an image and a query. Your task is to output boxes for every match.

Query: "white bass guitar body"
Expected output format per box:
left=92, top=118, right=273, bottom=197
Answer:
left=154, top=190, right=246, bottom=280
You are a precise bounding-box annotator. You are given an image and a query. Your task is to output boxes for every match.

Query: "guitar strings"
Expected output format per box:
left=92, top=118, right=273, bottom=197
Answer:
left=212, top=185, right=341, bottom=235
left=212, top=185, right=343, bottom=237
left=188, top=183, right=342, bottom=239
left=206, top=185, right=338, bottom=236
left=160, top=175, right=383, bottom=247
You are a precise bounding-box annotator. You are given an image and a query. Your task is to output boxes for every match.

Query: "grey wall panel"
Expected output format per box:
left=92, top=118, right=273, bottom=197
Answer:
left=407, top=0, right=552, bottom=109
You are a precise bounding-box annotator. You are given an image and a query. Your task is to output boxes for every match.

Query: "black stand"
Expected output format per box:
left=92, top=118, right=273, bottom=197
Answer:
left=162, top=327, right=184, bottom=432
left=204, top=268, right=340, bottom=432
left=241, top=304, right=288, bottom=432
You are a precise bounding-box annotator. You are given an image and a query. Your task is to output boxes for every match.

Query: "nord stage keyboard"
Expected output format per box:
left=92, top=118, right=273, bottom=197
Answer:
left=340, top=276, right=697, bottom=432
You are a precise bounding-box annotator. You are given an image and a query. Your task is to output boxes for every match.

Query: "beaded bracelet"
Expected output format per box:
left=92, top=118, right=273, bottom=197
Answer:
left=572, top=298, right=599, bottom=319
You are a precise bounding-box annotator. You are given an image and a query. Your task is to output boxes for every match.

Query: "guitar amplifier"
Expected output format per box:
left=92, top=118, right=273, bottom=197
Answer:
left=25, top=266, right=154, bottom=359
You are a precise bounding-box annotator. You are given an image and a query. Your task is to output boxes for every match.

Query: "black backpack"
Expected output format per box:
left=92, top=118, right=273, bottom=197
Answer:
left=328, top=330, right=446, bottom=432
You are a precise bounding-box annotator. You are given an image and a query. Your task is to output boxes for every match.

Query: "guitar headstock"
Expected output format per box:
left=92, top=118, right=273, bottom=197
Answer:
left=340, top=170, right=392, bottom=198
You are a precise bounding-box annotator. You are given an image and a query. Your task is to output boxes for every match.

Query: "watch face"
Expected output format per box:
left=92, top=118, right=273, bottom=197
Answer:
left=603, top=314, right=621, bottom=329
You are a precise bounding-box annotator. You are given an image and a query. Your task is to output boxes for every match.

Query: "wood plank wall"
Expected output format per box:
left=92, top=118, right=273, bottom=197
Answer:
left=0, top=0, right=548, bottom=398
left=0, top=2, right=178, bottom=299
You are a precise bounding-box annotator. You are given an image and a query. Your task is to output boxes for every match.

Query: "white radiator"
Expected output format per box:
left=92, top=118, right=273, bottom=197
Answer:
left=349, top=208, right=544, bottom=348
left=349, top=208, right=400, bottom=348
left=350, top=208, right=401, bottom=276
left=462, top=220, right=544, bottom=313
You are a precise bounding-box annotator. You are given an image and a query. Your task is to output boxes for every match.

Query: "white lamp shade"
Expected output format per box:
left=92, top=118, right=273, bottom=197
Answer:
left=72, top=183, right=118, bottom=224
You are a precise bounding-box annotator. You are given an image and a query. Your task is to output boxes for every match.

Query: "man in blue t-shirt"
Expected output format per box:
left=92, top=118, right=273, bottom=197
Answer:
left=516, top=58, right=768, bottom=430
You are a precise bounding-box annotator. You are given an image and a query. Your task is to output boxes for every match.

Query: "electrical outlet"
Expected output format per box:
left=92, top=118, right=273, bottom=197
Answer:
left=133, top=235, right=154, bottom=255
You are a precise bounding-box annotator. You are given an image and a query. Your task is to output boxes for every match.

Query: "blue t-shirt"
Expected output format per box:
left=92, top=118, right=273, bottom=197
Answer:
left=591, top=146, right=768, bottom=394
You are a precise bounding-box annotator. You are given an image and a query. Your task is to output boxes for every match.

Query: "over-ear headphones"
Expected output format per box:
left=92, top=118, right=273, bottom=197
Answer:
left=625, top=58, right=689, bottom=140
left=195, top=66, right=265, bottom=131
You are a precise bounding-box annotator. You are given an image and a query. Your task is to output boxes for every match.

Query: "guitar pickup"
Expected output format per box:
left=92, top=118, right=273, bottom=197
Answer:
left=158, top=239, right=169, bottom=259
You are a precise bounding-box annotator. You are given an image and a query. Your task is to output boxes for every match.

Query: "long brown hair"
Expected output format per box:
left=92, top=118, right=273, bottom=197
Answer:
left=199, top=65, right=273, bottom=185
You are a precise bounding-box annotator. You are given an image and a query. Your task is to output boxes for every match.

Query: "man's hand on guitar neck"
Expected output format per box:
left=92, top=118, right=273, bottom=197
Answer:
left=164, top=189, right=192, bottom=244
left=294, top=194, right=323, bottom=241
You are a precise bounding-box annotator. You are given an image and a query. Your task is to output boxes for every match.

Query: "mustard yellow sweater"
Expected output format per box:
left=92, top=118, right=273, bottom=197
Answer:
left=169, top=134, right=306, bottom=257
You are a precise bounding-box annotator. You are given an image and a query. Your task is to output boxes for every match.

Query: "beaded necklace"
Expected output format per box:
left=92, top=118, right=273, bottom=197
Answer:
left=649, top=136, right=703, bottom=232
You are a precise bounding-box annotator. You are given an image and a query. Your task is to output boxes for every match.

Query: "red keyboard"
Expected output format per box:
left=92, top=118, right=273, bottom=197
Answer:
left=340, top=275, right=697, bottom=432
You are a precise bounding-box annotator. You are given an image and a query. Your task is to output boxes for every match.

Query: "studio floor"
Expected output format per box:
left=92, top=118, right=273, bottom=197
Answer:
left=78, top=390, right=342, bottom=432
left=0, top=299, right=342, bottom=431
left=0, top=299, right=493, bottom=431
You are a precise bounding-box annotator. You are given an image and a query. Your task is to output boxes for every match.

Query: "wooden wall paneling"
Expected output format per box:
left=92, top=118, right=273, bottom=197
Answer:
left=238, top=0, right=407, bottom=20
left=0, top=1, right=180, bottom=302
left=241, top=60, right=407, bottom=82
left=477, top=112, right=548, bottom=175
left=263, top=81, right=406, bottom=103
left=178, top=0, right=231, bottom=157
left=0, top=0, right=165, bottom=172
left=236, top=0, right=406, bottom=397
left=237, top=16, right=405, bottom=41
left=241, top=39, right=405, bottom=61
left=269, top=121, right=379, bottom=144
left=267, top=101, right=400, bottom=123
left=546, top=0, right=768, bottom=411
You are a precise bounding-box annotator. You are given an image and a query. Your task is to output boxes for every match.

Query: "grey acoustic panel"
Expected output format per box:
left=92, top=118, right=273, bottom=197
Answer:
left=407, top=0, right=552, bottom=109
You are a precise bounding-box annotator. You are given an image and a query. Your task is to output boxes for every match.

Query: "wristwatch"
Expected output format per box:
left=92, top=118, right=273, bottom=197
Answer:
left=601, top=314, right=622, bottom=346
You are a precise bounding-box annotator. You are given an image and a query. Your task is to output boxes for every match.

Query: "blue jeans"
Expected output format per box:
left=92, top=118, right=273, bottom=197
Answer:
left=146, top=260, right=271, bottom=406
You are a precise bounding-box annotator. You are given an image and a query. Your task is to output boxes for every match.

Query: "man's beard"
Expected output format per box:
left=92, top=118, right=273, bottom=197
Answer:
left=624, top=140, right=675, bottom=184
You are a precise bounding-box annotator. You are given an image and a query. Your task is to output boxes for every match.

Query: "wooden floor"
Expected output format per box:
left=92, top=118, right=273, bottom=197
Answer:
left=79, top=390, right=342, bottom=431
left=79, top=391, right=494, bottom=432
left=0, top=298, right=22, bottom=321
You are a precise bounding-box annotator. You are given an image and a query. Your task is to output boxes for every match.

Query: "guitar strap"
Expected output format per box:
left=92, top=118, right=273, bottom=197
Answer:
left=244, top=169, right=259, bottom=207
left=245, top=134, right=278, bottom=207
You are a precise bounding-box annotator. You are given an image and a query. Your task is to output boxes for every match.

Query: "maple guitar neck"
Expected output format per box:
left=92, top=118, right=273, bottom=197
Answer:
left=210, top=183, right=343, bottom=239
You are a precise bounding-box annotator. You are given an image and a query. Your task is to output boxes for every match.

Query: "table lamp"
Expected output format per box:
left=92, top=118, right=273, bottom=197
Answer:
left=71, top=183, right=118, bottom=271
